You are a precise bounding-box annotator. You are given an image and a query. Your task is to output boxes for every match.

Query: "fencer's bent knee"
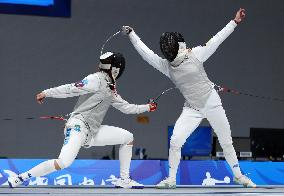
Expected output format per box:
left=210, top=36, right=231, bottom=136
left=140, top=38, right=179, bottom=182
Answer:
left=124, top=132, right=134, bottom=145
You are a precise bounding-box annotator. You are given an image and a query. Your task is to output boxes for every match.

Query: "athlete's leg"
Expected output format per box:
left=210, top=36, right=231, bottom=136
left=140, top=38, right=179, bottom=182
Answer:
left=156, top=106, right=203, bottom=189
left=8, top=119, right=87, bottom=187
left=168, top=106, right=203, bottom=180
left=203, top=90, right=242, bottom=178
left=204, top=91, right=256, bottom=187
left=88, top=125, right=142, bottom=188
left=89, top=125, right=134, bottom=179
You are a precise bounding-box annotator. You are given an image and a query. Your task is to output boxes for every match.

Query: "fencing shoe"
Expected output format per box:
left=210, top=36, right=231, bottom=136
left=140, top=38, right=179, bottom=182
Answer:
left=8, top=175, right=24, bottom=188
left=115, top=178, right=144, bottom=189
left=234, top=175, right=256, bottom=188
left=156, top=177, right=176, bottom=189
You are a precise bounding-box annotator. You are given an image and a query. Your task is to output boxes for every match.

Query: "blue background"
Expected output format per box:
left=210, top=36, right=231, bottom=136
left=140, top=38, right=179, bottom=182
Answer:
left=1, top=159, right=284, bottom=186
left=0, top=0, right=54, bottom=6
left=168, top=126, right=212, bottom=157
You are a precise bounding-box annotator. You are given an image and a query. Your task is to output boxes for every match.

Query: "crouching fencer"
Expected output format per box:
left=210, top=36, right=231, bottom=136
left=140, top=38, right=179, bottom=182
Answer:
left=122, top=8, right=256, bottom=188
left=8, top=52, right=157, bottom=189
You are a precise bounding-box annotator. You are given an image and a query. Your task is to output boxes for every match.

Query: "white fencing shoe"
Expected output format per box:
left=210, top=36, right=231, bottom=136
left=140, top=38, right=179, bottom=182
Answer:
left=156, top=177, right=176, bottom=189
left=115, top=178, right=144, bottom=189
left=8, top=175, right=24, bottom=188
left=234, top=175, right=256, bottom=188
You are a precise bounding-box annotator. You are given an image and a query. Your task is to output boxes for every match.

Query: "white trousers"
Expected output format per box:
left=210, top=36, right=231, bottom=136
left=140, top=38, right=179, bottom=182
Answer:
left=22, top=118, right=134, bottom=180
left=58, top=118, right=134, bottom=168
left=169, top=89, right=241, bottom=179
left=171, top=90, right=231, bottom=147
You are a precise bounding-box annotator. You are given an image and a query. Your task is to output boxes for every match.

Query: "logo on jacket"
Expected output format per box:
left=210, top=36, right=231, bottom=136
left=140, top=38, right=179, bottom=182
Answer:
left=63, top=128, right=72, bottom=145
left=74, top=125, right=81, bottom=132
left=75, top=79, right=88, bottom=87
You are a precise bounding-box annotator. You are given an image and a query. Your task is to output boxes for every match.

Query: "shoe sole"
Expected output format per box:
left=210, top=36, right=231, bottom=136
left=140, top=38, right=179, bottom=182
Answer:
left=233, top=179, right=256, bottom=188
left=131, top=186, right=144, bottom=189
left=115, top=186, right=144, bottom=189
left=156, top=185, right=176, bottom=189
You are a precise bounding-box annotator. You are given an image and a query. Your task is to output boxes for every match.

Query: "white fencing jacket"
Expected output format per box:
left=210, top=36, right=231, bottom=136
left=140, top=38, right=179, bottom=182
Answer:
left=129, top=20, right=237, bottom=109
left=43, top=71, right=150, bottom=135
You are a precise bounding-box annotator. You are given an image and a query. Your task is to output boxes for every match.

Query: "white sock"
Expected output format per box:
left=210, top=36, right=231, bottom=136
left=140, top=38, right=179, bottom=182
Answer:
left=168, top=146, right=181, bottom=181
left=223, top=144, right=242, bottom=178
left=21, top=159, right=57, bottom=179
left=119, top=144, right=132, bottom=180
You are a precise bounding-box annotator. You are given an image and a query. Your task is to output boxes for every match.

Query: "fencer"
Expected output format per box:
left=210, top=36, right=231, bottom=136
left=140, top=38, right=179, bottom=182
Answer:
left=122, top=8, right=256, bottom=188
left=8, top=52, right=157, bottom=189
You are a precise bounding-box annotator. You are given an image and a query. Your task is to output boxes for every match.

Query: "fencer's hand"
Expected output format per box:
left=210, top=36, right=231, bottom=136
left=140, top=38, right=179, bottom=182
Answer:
left=234, top=8, right=245, bottom=24
left=148, top=101, right=157, bottom=112
left=121, top=26, right=133, bottom=35
left=36, top=92, right=46, bottom=104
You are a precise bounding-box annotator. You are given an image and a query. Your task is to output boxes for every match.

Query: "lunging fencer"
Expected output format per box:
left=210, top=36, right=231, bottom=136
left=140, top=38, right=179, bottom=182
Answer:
left=122, top=8, right=256, bottom=188
left=8, top=52, right=157, bottom=189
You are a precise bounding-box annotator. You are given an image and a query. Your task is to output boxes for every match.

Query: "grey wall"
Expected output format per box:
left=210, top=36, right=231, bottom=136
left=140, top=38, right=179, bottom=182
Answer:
left=0, top=0, right=283, bottom=159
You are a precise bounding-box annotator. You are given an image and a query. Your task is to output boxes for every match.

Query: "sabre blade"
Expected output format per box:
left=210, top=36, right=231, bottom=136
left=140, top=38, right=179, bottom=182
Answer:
left=153, top=87, right=176, bottom=102
left=40, top=116, right=66, bottom=121
left=100, top=30, right=121, bottom=55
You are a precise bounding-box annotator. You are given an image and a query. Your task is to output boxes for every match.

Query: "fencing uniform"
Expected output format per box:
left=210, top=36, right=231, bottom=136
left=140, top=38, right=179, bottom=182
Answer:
left=9, top=71, right=150, bottom=188
left=128, top=21, right=244, bottom=181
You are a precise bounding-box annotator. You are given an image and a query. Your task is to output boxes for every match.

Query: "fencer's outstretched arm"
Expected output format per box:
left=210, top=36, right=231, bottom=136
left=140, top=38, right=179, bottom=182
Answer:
left=112, top=94, right=157, bottom=114
left=122, top=27, right=170, bottom=77
left=192, top=8, right=245, bottom=63
left=36, top=73, right=101, bottom=104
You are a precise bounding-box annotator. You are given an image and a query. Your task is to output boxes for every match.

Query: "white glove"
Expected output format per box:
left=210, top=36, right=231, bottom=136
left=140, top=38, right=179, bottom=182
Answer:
left=121, top=26, right=133, bottom=35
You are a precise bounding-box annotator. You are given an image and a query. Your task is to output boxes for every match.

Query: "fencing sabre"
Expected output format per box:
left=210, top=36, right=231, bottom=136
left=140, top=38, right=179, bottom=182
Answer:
left=2, top=115, right=67, bottom=121
left=100, top=30, right=121, bottom=55
left=148, top=87, right=177, bottom=103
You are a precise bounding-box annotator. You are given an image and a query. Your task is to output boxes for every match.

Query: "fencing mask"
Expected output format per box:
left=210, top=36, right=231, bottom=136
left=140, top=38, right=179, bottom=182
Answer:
left=99, top=52, right=125, bottom=82
left=160, top=32, right=186, bottom=64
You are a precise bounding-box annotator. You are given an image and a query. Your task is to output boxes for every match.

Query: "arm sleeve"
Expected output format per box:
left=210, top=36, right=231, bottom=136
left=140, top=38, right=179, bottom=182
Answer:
left=112, top=94, right=150, bottom=114
left=43, top=74, right=101, bottom=98
left=192, top=20, right=238, bottom=63
left=129, top=31, right=170, bottom=77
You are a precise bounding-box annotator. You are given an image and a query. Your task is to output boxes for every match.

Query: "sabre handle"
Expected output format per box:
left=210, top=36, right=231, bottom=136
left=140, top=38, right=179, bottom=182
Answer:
left=147, top=98, right=157, bottom=112
left=121, top=26, right=133, bottom=35
left=148, top=98, right=156, bottom=104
